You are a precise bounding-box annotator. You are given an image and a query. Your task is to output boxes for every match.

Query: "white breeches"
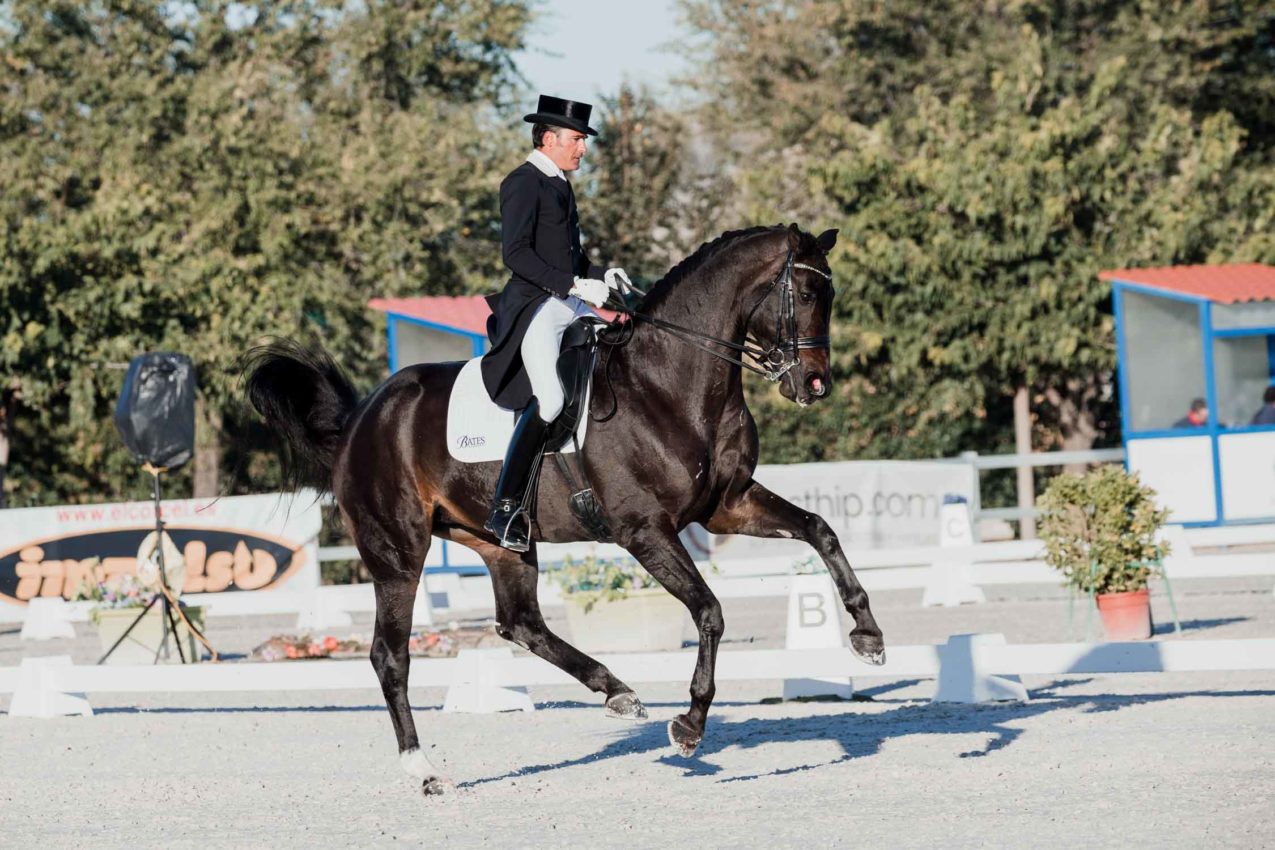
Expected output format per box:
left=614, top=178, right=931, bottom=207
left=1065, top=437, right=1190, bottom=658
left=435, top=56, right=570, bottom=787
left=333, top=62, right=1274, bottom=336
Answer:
left=521, top=294, right=593, bottom=423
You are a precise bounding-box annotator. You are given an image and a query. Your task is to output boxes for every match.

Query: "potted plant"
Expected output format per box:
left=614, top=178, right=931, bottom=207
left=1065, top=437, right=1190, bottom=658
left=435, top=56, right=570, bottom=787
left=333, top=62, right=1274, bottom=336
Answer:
left=73, top=573, right=206, bottom=664
left=1037, top=466, right=1170, bottom=641
left=547, top=553, right=690, bottom=653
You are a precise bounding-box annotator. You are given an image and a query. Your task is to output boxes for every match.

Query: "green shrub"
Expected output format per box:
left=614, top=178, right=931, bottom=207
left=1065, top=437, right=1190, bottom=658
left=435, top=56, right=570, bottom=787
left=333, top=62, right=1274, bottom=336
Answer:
left=546, top=553, right=658, bottom=613
left=1037, top=466, right=1170, bottom=595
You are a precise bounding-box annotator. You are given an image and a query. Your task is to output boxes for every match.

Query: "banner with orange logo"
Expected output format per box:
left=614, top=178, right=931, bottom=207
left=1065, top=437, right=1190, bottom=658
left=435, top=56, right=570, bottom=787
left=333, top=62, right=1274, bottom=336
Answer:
left=0, top=492, right=321, bottom=620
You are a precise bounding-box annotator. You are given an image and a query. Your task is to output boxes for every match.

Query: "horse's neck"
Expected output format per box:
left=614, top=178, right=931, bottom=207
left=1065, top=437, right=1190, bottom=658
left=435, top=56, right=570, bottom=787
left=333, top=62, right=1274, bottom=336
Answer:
left=617, top=263, right=751, bottom=418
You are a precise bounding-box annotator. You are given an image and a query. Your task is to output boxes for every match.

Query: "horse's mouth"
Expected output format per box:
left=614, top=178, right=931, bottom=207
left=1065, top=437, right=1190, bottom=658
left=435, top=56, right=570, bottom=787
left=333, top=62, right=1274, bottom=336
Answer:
left=806, top=373, right=828, bottom=399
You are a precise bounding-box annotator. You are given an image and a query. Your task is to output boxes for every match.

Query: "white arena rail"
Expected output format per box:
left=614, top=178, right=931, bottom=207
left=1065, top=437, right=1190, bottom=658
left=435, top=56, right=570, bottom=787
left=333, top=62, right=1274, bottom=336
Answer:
left=4, top=635, right=1275, bottom=718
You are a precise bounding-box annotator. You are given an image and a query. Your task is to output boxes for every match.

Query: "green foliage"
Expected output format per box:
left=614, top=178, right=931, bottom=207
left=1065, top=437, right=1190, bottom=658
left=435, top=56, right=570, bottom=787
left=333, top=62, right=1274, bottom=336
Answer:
left=580, top=84, right=726, bottom=284
left=679, top=0, right=1275, bottom=463
left=545, top=553, right=659, bottom=613
left=0, top=0, right=531, bottom=505
left=7, top=0, right=1275, bottom=508
left=1037, top=466, right=1170, bottom=594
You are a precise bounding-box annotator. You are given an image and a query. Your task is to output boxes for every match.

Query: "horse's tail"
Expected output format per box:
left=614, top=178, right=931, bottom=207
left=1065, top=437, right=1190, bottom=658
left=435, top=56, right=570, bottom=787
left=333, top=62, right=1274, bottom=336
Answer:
left=243, top=338, right=361, bottom=494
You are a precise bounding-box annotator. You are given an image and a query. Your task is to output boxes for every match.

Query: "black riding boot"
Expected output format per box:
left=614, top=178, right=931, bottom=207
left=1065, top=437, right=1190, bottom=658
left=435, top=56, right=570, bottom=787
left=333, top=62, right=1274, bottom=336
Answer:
left=484, top=399, right=551, bottom=552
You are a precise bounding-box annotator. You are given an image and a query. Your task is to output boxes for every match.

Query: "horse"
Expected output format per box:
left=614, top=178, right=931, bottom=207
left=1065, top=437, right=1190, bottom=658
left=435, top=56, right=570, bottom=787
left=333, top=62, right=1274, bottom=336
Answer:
left=245, top=223, right=885, bottom=794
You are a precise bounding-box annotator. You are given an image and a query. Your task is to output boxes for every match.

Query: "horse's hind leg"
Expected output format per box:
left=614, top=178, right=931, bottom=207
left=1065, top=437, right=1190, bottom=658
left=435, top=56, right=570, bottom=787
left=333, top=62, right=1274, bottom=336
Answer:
left=352, top=513, right=450, bottom=795
left=447, top=530, right=646, bottom=719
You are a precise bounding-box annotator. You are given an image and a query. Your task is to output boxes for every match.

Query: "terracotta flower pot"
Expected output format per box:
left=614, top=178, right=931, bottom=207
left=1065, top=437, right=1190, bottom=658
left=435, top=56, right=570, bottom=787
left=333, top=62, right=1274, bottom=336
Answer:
left=1095, top=588, right=1152, bottom=641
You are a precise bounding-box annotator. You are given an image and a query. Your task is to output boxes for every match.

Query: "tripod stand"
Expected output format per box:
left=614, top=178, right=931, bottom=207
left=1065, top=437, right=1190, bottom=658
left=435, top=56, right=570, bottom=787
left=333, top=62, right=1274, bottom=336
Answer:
left=96, top=463, right=216, bottom=665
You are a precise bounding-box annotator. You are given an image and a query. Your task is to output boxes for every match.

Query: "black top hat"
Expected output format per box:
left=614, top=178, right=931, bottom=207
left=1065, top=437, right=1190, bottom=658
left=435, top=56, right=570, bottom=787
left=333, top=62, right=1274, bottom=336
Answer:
left=523, top=94, right=598, bottom=136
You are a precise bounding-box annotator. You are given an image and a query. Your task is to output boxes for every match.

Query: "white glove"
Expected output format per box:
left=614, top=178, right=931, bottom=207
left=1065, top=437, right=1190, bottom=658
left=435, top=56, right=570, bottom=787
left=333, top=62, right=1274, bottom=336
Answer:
left=570, top=276, right=609, bottom=308
left=604, top=267, right=634, bottom=294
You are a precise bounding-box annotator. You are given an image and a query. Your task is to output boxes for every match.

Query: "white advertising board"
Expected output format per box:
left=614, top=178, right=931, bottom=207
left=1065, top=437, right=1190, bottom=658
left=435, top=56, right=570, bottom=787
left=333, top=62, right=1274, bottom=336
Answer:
left=0, top=492, right=322, bottom=622
left=709, top=460, right=977, bottom=563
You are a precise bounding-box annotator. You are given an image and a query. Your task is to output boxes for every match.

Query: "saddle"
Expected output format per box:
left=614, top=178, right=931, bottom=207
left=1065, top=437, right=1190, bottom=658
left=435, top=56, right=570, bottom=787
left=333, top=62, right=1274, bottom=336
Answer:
left=447, top=324, right=592, bottom=464
left=445, top=316, right=611, bottom=540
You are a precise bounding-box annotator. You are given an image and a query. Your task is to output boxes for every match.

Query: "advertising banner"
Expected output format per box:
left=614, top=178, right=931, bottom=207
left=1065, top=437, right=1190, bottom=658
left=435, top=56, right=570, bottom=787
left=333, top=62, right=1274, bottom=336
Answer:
left=0, top=492, right=322, bottom=619
left=709, top=459, right=977, bottom=562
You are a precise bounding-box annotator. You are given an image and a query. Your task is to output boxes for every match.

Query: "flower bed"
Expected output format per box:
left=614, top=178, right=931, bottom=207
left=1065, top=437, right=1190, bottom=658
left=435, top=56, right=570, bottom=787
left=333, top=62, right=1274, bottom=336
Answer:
left=249, top=621, right=503, bottom=661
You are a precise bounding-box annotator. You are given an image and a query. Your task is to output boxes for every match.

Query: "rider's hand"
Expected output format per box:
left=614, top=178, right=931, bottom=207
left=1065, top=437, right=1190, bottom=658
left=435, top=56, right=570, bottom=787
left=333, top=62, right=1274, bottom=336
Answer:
left=570, top=277, right=609, bottom=308
left=604, top=267, right=633, bottom=294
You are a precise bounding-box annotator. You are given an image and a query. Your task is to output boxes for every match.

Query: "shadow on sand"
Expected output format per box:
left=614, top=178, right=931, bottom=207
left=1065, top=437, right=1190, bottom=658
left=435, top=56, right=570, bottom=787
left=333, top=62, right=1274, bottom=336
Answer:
left=1153, top=616, right=1249, bottom=636
left=458, top=676, right=1275, bottom=787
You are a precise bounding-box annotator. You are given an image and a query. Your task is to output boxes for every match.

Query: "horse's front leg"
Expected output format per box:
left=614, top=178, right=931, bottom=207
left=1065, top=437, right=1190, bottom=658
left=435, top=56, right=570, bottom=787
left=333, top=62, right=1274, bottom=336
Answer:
left=621, top=523, right=724, bottom=757
left=706, top=479, right=886, bottom=664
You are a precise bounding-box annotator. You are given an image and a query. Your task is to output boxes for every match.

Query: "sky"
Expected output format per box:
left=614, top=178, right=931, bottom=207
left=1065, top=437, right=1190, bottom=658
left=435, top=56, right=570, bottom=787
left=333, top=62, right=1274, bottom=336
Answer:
left=512, top=0, right=690, bottom=111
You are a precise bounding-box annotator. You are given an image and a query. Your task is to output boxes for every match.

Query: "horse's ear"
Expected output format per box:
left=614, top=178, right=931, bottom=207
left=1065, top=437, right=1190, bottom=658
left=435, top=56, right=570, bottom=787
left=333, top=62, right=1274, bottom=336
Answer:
left=787, top=223, right=802, bottom=251
left=816, top=229, right=839, bottom=253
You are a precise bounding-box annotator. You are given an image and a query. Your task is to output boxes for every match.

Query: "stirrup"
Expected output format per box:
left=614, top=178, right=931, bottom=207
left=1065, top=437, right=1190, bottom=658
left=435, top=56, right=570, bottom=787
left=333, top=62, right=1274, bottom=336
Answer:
left=485, top=502, right=530, bottom=553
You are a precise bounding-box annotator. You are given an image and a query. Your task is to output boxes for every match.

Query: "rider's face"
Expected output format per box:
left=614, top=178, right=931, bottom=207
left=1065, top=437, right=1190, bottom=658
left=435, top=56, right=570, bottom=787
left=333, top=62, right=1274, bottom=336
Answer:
left=543, top=128, right=588, bottom=172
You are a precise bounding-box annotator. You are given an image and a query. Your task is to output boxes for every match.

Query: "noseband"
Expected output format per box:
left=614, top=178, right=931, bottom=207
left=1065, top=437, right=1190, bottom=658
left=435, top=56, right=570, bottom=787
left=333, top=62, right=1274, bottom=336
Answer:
left=604, top=249, right=833, bottom=383
left=743, top=251, right=833, bottom=382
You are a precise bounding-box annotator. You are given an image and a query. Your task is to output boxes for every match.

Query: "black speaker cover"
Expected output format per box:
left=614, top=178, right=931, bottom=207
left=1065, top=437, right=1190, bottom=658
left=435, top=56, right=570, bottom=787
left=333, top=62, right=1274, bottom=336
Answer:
left=113, top=352, right=197, bottom=470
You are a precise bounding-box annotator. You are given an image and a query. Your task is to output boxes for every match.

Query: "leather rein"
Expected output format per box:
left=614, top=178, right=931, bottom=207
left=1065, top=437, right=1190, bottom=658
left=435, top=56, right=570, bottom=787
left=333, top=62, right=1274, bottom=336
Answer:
left=600, top=249, right=833, bottom=383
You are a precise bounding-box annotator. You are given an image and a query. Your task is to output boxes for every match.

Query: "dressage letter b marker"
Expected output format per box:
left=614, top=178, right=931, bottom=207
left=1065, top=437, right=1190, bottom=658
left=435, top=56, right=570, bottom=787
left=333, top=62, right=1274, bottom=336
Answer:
left=783, top=573, right=853, bottom=701
left=797, top=592, right=827, bottom=628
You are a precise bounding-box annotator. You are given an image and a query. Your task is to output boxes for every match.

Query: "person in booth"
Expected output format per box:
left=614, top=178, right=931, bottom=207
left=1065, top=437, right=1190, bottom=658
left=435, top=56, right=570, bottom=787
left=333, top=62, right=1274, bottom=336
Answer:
left=1173, top=398, right=1209, bottom=429
left=1250, top=386, right=1275, bottom=426
left=478, top=95, right=629, bottom=552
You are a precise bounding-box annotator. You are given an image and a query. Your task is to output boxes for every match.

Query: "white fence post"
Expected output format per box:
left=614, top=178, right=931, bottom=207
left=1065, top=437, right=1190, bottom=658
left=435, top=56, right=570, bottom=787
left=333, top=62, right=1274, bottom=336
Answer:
left=922, top=499, right=987, bottom=607
left=20, top=598, right=77, bottom=641
left=295, top=586, right=353, bottom=631
left=8, top=656, right=93, bottom=718
left=933, top=633, right=1028, bottom=704
left=781, top=573, right=853, bottom=701
left=442, top=648, right=534, bottom=714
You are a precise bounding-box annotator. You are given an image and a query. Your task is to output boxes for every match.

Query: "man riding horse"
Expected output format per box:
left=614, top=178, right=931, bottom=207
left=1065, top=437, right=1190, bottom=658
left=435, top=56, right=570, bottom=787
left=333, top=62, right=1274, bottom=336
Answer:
left=481, top=94, right=627, bottom=552
left=245, top=97, right=887, bottom=794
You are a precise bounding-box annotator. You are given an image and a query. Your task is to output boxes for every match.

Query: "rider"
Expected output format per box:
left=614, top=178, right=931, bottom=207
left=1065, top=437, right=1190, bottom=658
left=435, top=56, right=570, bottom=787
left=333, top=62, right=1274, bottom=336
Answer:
left=480, top=95, right=625, bottom=552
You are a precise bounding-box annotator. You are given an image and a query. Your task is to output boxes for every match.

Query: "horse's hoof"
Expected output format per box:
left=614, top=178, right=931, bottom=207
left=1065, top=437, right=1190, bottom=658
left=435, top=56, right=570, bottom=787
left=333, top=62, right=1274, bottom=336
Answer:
left=851, top=633, right=886, bottom=666
left=421, top=776, right=452, bottom=797
left=402, top=749, right=453, bottom=796
left=667, top=715, right=701, bottom=758
left=605, top=692, right=648, bottom=720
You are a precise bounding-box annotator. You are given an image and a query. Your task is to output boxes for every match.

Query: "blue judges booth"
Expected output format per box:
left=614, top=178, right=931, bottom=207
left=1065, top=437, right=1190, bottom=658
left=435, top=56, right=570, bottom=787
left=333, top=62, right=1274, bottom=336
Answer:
left=1105, top=263, right=1275, bottom=525
left=369, top=296, right=492, bottom=372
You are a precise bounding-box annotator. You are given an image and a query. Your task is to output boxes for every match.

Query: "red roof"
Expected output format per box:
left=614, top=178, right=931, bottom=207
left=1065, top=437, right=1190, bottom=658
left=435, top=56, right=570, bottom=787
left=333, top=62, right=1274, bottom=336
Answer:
left=1099, top=263, right=1275, bottom=304
left=368, top=296, right=493, bottom=335
left=368, top=294, right=619, bottom=334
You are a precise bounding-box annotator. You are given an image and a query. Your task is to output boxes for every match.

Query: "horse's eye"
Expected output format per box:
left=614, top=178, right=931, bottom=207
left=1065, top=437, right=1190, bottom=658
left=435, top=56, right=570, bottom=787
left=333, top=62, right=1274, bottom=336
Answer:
left=800, top=291, right=815, bottom=303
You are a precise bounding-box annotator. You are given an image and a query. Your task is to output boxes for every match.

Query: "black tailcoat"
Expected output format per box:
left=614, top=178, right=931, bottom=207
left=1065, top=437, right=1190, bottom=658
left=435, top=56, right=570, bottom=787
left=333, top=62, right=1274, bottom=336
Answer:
left=480, top=161, right=602, bottom=409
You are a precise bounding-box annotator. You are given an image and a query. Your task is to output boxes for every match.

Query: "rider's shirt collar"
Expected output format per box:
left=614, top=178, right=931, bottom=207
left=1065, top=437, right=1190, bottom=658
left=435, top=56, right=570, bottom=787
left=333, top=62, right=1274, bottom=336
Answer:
left=526, top=148, right=565, bottom=181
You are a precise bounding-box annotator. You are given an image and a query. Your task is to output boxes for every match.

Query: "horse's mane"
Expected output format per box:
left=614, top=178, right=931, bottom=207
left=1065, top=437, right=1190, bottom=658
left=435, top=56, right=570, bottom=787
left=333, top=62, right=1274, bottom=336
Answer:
left=637, top=225, right=785, bottom=312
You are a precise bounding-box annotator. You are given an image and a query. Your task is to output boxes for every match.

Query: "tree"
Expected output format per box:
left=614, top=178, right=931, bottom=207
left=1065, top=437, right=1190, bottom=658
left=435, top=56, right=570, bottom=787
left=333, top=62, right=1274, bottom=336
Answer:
left=677, top=0, right=1275, bottom=464
left=580, top=84, right=725, bottom=284
left=0, top=0, right=532, bottom=505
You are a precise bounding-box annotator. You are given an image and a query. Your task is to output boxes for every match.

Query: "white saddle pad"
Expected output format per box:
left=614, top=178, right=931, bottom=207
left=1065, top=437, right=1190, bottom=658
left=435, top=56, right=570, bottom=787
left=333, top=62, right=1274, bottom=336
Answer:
left=446, top=358, right=590, bottom=463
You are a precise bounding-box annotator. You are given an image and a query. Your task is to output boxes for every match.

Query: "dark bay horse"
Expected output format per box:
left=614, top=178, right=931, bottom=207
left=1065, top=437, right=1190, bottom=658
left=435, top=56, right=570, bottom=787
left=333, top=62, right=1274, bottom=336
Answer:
left=245, top=223, right=885, bottom=794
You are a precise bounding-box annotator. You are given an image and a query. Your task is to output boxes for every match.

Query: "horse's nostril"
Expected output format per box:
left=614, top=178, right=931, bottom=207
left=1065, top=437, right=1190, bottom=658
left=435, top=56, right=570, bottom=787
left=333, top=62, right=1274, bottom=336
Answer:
left=807, top=374, right=827, bottom=397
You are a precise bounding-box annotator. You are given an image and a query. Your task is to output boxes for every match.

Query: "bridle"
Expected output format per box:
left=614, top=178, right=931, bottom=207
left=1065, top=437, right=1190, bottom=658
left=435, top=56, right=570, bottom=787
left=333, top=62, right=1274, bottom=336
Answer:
left=602, top=249, right=833, bottom=384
